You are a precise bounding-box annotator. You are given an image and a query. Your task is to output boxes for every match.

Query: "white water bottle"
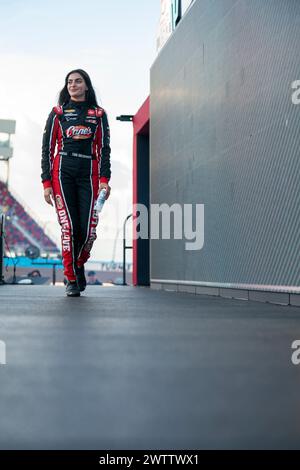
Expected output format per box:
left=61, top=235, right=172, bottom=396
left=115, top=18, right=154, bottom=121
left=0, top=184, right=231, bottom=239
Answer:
left=94, top=188, right=107, bottom=212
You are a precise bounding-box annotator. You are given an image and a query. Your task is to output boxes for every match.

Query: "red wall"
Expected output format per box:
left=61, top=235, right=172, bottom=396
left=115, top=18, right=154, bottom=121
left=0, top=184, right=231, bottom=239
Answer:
left=132, top=97, right=149, bottom=285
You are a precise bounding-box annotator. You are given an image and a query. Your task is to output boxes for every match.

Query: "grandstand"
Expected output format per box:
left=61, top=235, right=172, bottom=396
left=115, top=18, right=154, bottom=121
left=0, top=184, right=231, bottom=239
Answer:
left=0, top=179, right=59, bottom=256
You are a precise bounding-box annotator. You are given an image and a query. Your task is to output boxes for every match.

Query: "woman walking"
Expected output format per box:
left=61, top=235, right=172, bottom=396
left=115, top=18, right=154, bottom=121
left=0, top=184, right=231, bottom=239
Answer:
left=41, top=69, right=111, bottom=296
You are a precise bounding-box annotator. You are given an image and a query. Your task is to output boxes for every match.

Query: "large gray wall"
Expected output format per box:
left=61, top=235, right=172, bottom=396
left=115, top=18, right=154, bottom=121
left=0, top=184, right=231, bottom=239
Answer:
left=150, top=0, right=300, bottom=290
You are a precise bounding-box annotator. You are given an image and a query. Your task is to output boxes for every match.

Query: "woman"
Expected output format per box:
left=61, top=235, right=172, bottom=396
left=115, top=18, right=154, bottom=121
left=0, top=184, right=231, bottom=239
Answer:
left=41, top=69, right=111, bottom=297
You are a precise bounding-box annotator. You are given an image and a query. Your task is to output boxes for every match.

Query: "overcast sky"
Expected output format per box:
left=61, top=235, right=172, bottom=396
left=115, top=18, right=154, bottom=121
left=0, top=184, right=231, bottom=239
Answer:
left=0, top=0, right=160, bottom=262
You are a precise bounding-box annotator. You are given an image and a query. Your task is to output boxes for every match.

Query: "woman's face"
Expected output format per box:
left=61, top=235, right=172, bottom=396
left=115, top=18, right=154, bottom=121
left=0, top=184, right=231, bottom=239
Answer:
left=67, top=72, right=88, bottom=101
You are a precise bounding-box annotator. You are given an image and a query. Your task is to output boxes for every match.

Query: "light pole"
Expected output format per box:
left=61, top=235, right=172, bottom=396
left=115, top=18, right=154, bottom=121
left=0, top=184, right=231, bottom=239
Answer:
left=116, top=115, right=134, bottom=285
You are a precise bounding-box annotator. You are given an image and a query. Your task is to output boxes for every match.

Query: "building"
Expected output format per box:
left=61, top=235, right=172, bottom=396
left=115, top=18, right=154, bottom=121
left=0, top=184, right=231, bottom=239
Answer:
left=133, top=0, right=300, bottom=306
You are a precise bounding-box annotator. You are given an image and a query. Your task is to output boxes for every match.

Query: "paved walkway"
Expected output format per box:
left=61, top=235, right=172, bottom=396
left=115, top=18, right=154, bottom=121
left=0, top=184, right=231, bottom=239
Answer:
left=0, top=285, right=300, bottom=449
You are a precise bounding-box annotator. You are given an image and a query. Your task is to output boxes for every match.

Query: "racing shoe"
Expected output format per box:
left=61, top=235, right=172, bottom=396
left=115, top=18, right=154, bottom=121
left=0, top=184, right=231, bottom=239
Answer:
left=75, top=265, right=87, bottom=292
left=65, top=280, right=80, bottom=297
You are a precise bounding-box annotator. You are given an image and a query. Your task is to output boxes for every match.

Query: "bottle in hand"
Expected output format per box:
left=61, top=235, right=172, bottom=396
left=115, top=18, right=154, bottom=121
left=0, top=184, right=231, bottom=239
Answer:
left=94, top=188, right=107, bottom=212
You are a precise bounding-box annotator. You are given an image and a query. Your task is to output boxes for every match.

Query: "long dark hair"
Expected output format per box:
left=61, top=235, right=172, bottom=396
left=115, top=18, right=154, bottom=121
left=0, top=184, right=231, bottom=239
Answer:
left=58, top=69, right=99, bottom=106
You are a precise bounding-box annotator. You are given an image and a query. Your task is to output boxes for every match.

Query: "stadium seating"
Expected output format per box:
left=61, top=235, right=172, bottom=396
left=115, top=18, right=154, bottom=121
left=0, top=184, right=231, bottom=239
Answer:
left=0, top=180, right=58, bottom=255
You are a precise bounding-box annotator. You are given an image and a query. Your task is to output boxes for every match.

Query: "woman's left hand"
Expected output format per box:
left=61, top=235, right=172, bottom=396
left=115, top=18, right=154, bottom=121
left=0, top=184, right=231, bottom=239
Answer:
left=99, top=182, right=111, bottom=200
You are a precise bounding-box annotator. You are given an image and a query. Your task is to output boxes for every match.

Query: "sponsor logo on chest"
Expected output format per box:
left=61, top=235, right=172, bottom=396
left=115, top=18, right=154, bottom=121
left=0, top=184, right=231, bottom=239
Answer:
left=66, top=125, right=93, bottom=139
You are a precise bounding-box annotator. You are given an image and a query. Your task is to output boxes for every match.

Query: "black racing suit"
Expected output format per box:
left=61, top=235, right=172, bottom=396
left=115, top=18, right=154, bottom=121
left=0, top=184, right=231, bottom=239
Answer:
left=41, top=99, right=111, bottom=280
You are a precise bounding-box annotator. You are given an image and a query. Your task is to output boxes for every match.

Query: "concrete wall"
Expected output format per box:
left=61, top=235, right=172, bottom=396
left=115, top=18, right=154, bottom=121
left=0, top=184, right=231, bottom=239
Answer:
left=150, top=0, right=300, bottom=294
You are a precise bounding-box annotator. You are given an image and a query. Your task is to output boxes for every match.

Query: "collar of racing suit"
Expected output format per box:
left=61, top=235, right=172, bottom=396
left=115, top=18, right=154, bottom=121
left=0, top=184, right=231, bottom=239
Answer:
left=67, top=99, right=89, bottom=108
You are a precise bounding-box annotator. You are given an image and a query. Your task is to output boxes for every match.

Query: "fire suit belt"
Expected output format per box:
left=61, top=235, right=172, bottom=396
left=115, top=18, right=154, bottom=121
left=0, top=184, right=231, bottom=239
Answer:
left=59, top=151, right=95, bottom=160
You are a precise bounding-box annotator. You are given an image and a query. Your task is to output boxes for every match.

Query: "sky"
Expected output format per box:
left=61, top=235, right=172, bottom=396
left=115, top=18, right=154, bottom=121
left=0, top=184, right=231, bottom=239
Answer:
left=0, top=0, right=161, bottom=262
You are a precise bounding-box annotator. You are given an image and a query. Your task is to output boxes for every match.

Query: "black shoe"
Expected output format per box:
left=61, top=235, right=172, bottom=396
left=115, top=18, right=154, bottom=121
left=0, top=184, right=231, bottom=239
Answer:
left=75, top=265, right=86, bottom=292
left=66, top=280, right=80, bottom=297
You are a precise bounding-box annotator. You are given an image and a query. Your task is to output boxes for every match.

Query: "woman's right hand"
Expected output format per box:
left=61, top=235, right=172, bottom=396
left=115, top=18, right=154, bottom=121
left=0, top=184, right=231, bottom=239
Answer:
left=44, top=187, right=54, bottom=206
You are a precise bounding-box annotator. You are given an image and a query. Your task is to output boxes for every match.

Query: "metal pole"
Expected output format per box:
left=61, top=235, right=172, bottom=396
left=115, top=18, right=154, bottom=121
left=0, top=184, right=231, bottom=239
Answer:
left=6, top=135, right=11, bottom=188
left=52, top=264, right=56, bottom=286
left=122, top=234, right=126, bottom=286
left=123, top=214, right=133, bottom=286
left=6, top=159, right=10, bottom=189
